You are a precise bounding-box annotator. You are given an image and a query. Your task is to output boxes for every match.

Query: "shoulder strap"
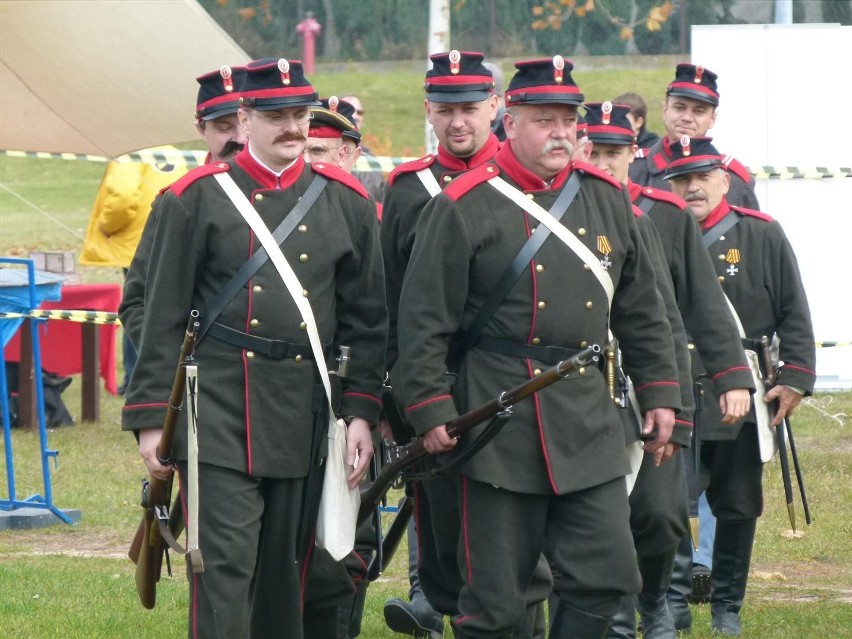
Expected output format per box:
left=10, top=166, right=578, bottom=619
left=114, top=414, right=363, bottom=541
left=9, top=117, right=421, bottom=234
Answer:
left=198, top=174, right=328, bottom=339
left=415, top=167, right=442, bottom=197
left=463, top=171, right=583, bottom=353
left=487, top=175, right=615, bottom=304
left=702, top=209, right=741, bottom=249
left=213, top=172, right=337, bottom=411
left=636, top=194, right=655, bottom=215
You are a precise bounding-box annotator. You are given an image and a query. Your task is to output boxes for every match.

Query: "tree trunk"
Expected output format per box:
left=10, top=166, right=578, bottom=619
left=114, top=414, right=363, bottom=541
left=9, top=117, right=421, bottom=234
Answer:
left=320, top=0, right=341, bottom=58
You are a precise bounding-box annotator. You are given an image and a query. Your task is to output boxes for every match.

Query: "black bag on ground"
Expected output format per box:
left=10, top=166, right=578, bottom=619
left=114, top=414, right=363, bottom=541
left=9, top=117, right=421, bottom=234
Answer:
left=3, top=362, right=74, bottom=428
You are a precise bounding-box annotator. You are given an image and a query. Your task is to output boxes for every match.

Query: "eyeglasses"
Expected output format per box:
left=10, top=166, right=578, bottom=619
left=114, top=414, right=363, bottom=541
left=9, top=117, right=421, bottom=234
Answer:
left=305, top=143, right=341, bottom=159
left=252, top=109, right=313, bottom=126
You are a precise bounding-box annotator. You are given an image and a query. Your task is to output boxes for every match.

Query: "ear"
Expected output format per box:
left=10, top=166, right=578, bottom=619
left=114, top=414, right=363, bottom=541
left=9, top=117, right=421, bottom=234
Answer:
left=628, top=143, right=638, bottom=164
left=720, top=168, right=731, bottom=195
left=708, top=108, right=718, bottom=131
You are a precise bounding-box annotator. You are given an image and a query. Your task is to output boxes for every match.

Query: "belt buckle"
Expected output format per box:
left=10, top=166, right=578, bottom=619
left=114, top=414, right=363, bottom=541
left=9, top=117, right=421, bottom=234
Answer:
left=268, top=339, right=288, bottom=359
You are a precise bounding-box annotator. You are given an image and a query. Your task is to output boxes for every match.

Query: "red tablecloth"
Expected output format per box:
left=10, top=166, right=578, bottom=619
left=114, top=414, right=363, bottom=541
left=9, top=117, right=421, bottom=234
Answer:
left=4, top=283, right=120, bottom=395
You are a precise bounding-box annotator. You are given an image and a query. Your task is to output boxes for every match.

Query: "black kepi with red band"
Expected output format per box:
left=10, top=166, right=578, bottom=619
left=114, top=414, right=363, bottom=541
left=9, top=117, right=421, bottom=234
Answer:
left=195, top=65, right=247, bottom=121
left=666, top=62, right=720, bottom=107
left=664, top=136, right=724, bottom=179
left=424, top=50, right=495, bottom=103
left=239, top=58, right=320, bottom=110
left=584, top=101, right=636, bottom=145
left=310, top=96, right=361, bottom=143
left=504, top=55, right=584, bottom=106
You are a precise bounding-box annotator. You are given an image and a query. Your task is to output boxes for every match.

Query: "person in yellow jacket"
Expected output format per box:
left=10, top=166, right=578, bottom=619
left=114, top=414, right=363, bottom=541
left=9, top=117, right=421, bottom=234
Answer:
left=80, top=148, right=187, bottom=392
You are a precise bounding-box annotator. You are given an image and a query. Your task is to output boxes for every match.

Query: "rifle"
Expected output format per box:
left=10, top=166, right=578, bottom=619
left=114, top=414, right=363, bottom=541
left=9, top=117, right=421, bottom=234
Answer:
left=128, top=310, right=201, bottom=609
left=358, top=344, right=601, bottom=527
left=367, top=493, right=413, bottom=581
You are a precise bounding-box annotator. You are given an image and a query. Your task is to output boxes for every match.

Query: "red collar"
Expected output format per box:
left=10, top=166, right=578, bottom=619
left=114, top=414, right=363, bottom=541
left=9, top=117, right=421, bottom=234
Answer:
left=494, top=141, right=571, bottom=192
left=700, top=198, right=731, bottom=231
left=436, top=134, right=500, bottom=171
left=627, top=180, right=642, bottom=202
left=234, top=148, right=305, bottom=190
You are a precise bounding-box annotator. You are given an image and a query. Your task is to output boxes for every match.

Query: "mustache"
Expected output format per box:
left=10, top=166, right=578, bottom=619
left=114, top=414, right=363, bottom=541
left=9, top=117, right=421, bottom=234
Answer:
left=219, top=140, right=245, bottom=158
left=542, top=138, right=574, bottom=155
left=683, top=193, right=705, bottom=202
left=274, top=132, right=307, bottom=144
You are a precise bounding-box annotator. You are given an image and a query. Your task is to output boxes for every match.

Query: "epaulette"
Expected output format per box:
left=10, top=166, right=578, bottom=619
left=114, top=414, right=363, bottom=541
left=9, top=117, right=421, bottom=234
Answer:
left=722, top=156, right=754, bottom=185
left=443, top=163, right=499, bottom=202
left=632, top=204, right=644, bottom=218
left=311, top=162, right=369, bottom=199
left=636, top=185, right=688, bottom=210
left=570, top=160, right=623, bottom=190
left=730, top=205, right=774, bottom=223
left=388, top=154, right=436, bottom=186
left=165, top=163, right=229, bottom=197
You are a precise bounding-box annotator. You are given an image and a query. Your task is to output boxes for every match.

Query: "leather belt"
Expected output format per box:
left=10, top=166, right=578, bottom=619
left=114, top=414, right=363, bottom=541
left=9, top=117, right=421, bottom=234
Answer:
left=207, top=322, right=322, bottom=360
left=741, top=337, right=762, bottom=352
left=475, top=335, right=601, bottom=368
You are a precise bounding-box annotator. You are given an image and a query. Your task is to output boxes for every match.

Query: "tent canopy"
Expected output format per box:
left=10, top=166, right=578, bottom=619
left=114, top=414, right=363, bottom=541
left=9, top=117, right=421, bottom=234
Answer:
left=0, top=0, right=250, bottom=157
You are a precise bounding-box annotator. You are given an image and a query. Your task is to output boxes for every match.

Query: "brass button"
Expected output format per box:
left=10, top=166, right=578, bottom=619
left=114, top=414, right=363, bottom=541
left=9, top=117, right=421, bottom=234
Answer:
left=530, top=226, right=537, bottom=233
left=536, top=264, right=544, bottom=273
left=719, top=235, right=726, bottom=241
left=246, top=351, right=255, bottom=359
left=442, top=175, right=452, bottom=183
left=299, top=253, right=308, bottom=263
left=537, top=301, right=546, bottom=310
left=578, top=227, right=587, bottom=237
left=532, top=337, right=541, bottom=345
left=255, top=193, right=264, bottom=202
left=579, top=367, right=586, bottom=376
left=250, top=318, right=259, bottom=328
left=298, top=224, right=307, bottom=233
left=533, top=369, right=542, bottom=376
left=586, top=301, right=593, bottom=310
left=295, top=355, right=303, bottom=363
left=718, top=276, right=725, bottom=283
left=687, top=343, right=695, bottom=350
left=718, top=254, right=726, bottom=261
left=580, top=340, right=588, bottom=348
left=527, top=193, right=535, bottom=200
left=303, top=289, right=309, bottom=297
left=299, top=322, right=307, bottom=330
left=253, top=285, right=263, bottom=292
left=583, top=264, right=591, bottom=271
left=486, top=166, right=495, bottom=173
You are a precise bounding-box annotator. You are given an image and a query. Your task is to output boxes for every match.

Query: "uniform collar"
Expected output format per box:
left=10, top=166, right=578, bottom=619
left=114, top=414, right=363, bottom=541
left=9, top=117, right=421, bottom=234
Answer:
left=700, top=197, right=731, bottom=231
left=234, top=147, right=305, bottom=190
left=436, top=133, right=500, bottom=171
left=494, top=140, right=571, bottom=192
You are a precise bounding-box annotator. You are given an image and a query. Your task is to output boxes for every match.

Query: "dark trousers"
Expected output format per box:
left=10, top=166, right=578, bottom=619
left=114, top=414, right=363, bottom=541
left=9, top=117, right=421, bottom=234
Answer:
left=178, top=463, right=306, bottom=639
left=453, top=476, right=640, bottom=638
left=698, top=424, right=764, bottom=521
left=629, top=449, right=688, bottom=557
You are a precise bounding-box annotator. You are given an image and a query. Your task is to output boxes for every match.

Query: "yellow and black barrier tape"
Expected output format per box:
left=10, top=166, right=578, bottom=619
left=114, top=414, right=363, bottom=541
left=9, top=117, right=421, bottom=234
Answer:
left=817, top=341, right=851, bottom=348
left=749, top=166, right=852, bottom=180
left=0, top=310, right=121, bottom=325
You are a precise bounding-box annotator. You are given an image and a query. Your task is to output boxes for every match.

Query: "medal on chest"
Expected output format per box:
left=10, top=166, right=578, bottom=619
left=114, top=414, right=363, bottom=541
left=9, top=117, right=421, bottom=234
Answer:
left=725, top=248, right=741, bottom=277
left=597, top=235, right=613, bottom=270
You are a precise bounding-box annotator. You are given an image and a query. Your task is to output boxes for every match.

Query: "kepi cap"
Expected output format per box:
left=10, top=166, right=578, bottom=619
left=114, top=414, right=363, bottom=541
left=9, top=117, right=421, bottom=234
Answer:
left=664, top=136, right=724, bottom=179
left=424, top=50, right=495, bottom=103
left=239, top=58, right=320, bottom=110
left=195, top=65, right=246, bottom=121
left=310, top=97, right=361, bottom=144
left=584, top=101, right=636, bottom=145
left=505, top=56, right=584, bottom=107
left=666, top=63, right=719, bottom=106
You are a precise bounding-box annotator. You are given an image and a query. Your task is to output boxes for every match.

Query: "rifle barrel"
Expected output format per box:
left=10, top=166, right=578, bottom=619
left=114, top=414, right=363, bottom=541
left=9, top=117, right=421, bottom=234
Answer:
left=785, top=417, right=811, bottom=526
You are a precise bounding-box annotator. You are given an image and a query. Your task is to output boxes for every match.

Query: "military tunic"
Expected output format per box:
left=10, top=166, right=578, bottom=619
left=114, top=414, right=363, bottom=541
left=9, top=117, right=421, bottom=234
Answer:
left=394, top=143, right=682, bottom=635
left=121, top=149, right=387, bottom=638
left=629, top=138, right=760, bottom=211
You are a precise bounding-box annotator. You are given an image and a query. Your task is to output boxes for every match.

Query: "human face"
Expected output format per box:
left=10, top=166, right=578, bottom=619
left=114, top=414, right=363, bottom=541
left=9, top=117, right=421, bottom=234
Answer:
left=238, top=106, right=311, bottom=171
left=344, top=96, right=364, bottom=128
left=668, top=168, right=730, bottom=223
left=588, top=142, right=636, bottom=184
left=425, top=95, right=498, bottom=159
left=195, top=113, right=247, bottom=162
left=303, top=136, right=360, bottom=173
left=662, top=96, right=717, bottom=141
left=504, top=104, right=577, bottom=181
left=625, top=112, right=643, bottom=137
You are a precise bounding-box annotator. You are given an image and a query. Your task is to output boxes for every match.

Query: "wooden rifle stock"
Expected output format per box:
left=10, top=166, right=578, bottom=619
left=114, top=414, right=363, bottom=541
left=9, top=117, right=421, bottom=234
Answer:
left=358, top=344, right=600, bottom=526
left=129, top=310, right=200, bottom=609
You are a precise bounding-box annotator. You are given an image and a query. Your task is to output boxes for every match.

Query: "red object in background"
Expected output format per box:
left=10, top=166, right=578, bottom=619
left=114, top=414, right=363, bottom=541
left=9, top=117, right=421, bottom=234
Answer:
left=296, top=12, right=322, bottom=74
left=4, top=283, right=120, bottom=395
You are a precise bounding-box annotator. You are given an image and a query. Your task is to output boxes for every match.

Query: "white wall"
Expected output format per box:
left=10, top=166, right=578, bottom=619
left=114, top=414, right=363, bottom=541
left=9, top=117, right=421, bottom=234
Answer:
left=692, top=24, right=852, bottom=389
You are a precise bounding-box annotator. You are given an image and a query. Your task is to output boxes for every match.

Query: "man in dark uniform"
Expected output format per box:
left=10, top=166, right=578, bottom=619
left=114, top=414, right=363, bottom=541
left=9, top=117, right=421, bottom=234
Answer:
left=380, top=50, right=500, bottom=639
left=121, top=59, right=387, bottom=639
left=664, top=137, right=816, bottom=636
left=583, top=102, right=755, bottom=639
left=393, top=57, right=683, bottom=639
left=628, top=63, right=760, bottom=211
left=119, top=64, right=249, bottom=347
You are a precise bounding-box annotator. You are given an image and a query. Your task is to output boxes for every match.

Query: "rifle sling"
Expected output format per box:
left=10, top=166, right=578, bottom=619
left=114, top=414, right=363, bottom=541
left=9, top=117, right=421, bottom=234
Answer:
left=420, top=409, right=514, bottom=480
left=702, top=209, right=741, bottom=248
left=459, top=171, right=582, bottom=359
left=198, top=174, right=329, bottom=341
left=155, top=507, right=188, bottom=555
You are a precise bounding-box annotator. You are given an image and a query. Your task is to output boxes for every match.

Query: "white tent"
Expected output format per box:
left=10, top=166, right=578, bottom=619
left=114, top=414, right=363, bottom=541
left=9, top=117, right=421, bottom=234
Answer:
left=0, top=0, right=250, bottom=157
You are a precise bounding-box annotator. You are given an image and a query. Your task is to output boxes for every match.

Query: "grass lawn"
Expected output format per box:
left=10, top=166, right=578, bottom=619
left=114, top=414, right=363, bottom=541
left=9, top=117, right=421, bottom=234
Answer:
left=2, top=56, right=851, bottom=637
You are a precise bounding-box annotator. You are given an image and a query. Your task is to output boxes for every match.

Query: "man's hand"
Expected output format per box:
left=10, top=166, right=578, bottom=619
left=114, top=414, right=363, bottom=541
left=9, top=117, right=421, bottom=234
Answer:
left=422, top=424, right=458, bottom=454
left=346, top=418, right=374, bottom=488
left=719, top=388, right=751, bottom=424
left=764, top=384, right=804, bottom=426
left=641, top=407, right=678, bottom=466
left=138, top=428, right=172, bottom=481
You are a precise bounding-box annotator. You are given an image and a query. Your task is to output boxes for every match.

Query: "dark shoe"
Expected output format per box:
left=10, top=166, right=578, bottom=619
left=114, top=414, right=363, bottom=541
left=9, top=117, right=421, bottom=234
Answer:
left=636, top=592, right=676, bottom=639
left=549, top=601, right=611, bottom=639
left=667, top=535, right=693, bottom=633
left=606, top=595, right=636, bottom=639
left=384, top=597, right=444, bottom=638
left=709, top=520, right=756, bottom=638
left=689, top=564, right=711, bottom=605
